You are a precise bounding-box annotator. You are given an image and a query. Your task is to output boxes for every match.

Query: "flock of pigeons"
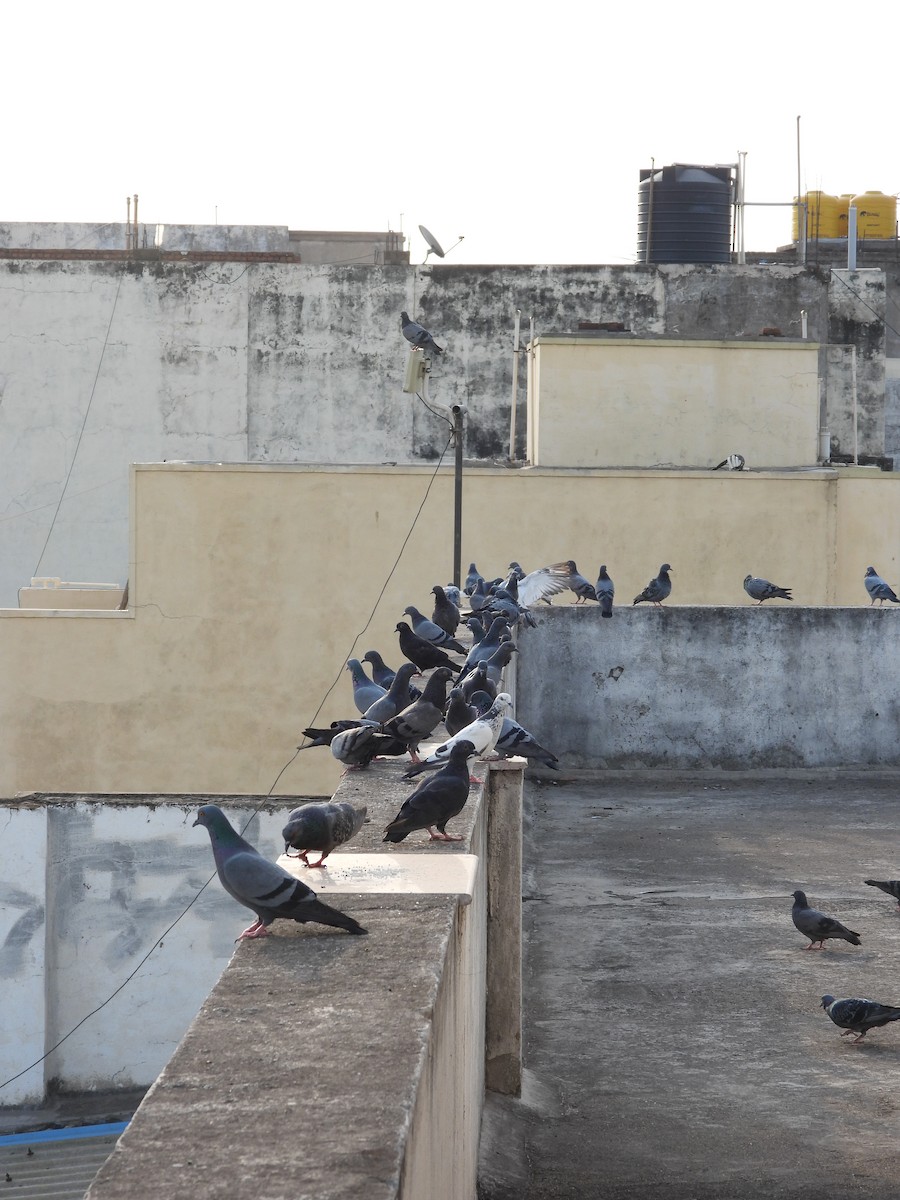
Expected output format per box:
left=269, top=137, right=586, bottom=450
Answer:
left=790, top=886, right=900, bottom=1042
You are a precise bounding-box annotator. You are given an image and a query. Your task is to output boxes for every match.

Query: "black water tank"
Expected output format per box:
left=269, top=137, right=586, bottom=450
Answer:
left=637, top=164, right=733, bottom=263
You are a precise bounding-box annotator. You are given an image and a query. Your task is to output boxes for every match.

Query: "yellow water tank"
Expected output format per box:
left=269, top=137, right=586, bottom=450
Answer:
left=850, top=191, right=897, bottom=239
left=793, top=191, right=842, bottom=241
left=834, top=194, right=852, bottom=237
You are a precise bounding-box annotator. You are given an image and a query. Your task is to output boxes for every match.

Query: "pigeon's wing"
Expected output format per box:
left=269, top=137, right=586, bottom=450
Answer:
left=221, top=849, right=314, bottom=908
left=517, top=563, right=573, bottom=607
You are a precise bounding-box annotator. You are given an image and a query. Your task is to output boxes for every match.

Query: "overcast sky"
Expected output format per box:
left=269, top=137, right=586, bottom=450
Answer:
left=4, top=1, right=896, bottom=265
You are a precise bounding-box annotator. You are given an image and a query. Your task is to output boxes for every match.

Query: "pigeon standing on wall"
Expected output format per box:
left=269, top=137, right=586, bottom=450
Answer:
left=346, top=659, right=387, bottom=715
left=633, top=564, right=673, bottom=607
left=194, top=804, right=366, bottom=938
left=395, top=622, right=461, bottom=672
left=363, top=662, right=421, bottom=724
left=330, top=725, right=405, bottom=771
left=282, top=801, right=367, bottom=868
left=864, top=566, right=900, bottom=606
left=743, top=575, right=793, bottom=604
left=362, top=650, right=397, bottom=690
left=713, top=453, right=745, bottom=471
left=821, top=995, right=900, bottom=1043
left=791, top=890, right=861, bottom=950
left=565, top=561, right=598, bottom=604
left=381, top=667, right=455, bottom=761
left=431, top=585, right=460, bottom=636
left=402, top=693, right=512, bottom=780
left=400, top=311, right=444, bottom=357
left=403, top=606, right=466, bottom=653
left=383, top=741, right=476, bottom=843
left=595, top=565, right=614, bottom=617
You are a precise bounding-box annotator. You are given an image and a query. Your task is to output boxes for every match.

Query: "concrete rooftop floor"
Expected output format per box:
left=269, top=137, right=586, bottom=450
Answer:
left=480, top=769, right=900, bottom=1200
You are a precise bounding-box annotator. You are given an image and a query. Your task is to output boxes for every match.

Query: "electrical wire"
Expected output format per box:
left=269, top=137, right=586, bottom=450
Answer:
left=0, top=433, right=453, bottom=1095
left=829, top=268, right=900, bottom=342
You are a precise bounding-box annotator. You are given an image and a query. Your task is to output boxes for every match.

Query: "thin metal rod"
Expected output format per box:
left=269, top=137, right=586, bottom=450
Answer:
left=452, top=405, right=464, bottom=588
left=509, top=309, right=521, bottom=461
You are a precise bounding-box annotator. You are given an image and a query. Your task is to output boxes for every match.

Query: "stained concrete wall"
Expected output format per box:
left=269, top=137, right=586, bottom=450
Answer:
left=0, top=258, right=885, bottom=607
left=515, top=605, right=900, bottom=769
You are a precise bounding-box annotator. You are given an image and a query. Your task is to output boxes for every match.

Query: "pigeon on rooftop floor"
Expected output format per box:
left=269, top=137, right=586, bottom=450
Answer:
left=282, top=801, right=366, bottom=868
left=743, top=575, right=792, bottom=604
left=821, top=995, right=900, bottom=1043
left=633, top=564, right=673, bottom=607
left=383, top=741, right=475, bottom=843
left=791, top=890, right=861, bottom=950
left=400, top=311, right=444, bottom=356
left=864, top=878, right=900, bottom=909
left=864, top=566, right=900, bottom=606
left=595, top=565, right=614, bottom=617
left=194, top=804, right=366, bottom=938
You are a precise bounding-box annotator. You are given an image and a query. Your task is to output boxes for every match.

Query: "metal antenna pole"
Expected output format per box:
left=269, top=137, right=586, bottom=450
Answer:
left=451, top=405, right=465, bottom=588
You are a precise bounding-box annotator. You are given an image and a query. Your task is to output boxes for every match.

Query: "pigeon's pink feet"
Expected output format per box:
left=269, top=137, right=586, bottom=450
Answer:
left=428, top=828, right=463, bottom=842
left=306, top=857, right=328, bottom=868
left=238, top=920, right=270, bottom=940
left=468, top=776, right=484, bottom=785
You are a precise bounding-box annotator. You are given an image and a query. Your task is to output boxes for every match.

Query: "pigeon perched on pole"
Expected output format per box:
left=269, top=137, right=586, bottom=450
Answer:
left=402, top=693, right=512, bottom=780
left=346, top=659, right=387, bottom=715
left=595, top=565, right=614, bottom=617
left=193, top=804, right=366, bottom=938
left=864, top=878, right=900, bottom=909
left=864, top=566, right=900, bottom=606
left=820, top=995, right=900, bottom=1043
left=383, top=741, right=475, bottom=843
left=743, top=575, right=793, bottom=604
left=400, top=311, right=444, bottom=357
left=395, top=622, right=461, bottom=671
left=791, top=890, right=861, bottom=950
left=282, top=801, right=366, bottom=868
left=633, top=564, right=673, bottom=607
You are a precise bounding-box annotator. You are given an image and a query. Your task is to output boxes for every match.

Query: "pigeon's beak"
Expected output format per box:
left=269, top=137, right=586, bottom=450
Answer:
left=192, top=817, right=201, bottom=827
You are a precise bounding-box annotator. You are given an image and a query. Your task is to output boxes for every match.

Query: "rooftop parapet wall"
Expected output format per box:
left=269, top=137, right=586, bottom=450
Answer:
left=515, top=605, right=900, bottom=769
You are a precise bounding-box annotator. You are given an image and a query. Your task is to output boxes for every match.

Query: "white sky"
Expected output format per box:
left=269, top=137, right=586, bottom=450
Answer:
left=3, top=1, right=896, bottom=265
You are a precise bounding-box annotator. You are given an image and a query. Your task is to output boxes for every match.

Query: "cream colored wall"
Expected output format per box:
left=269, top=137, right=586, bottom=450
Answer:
left=528, top=338, right=821, bottom=469
left=1, top=462, right=898, bottom=799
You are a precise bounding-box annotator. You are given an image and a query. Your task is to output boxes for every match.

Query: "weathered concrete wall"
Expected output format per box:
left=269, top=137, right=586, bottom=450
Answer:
left=825, top=269, right=886, bottom=459
left=516, top=605, right=900, bottom=769
left=0, top=258, right=885, bottom=606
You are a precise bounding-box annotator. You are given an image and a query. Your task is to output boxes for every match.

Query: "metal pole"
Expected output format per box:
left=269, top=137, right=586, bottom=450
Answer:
left=452, top=405, right=464, bottom=588
left=509, top=309, right=521, bottom=461
left=645, top=158, right=655, bottom=263
left=847, top=206, right=858, bottom=270
left=851, top=345, right=859, bottom=465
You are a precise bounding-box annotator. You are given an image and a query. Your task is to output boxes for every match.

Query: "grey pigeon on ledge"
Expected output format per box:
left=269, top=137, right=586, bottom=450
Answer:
left=400, top=311, right=444, bottom=357
left=346, top=659, right=387, bottom=715
left=194, top=804, right=366, bottom=938
left=743, top=575, right=793, bottom=604
left=382, top=666, right=454, bottom=761
left=384, top=741, right=475, bottom=843
left=791, top=890, right=861, bottom=950
left=864, top=878, right=900, bottom=909
left=282, top=801, right=366, bottom=868
left=821, top=995, right=900, bottom=1043
left=633, top=564, right=673, bottom=607
left=595, top=565, right=614, bottom=617
left=565, top=560, right=598, bottom=604
left=363, top=662, right=421, bottom=724
left=403, top=605, right=466, bottom=653
left=864, top=566, right=900, bottom=606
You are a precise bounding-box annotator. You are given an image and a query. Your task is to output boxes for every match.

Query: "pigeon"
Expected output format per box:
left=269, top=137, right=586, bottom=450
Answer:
left=791, top=890, right=861, bottom=950
left=400, top=311, right=444, bottom=357
left=820, top=995, right=900, bottom=1043
left=483, top=641, right=519, bottom=688
left=864, top=878, right=900, bottom=909
left=864, top=566, right=900, bottom=606
left=468, top=690, right=559, bottom=768
left=458, top=616, right=511, bottom=677
left=464, top=563, right=484, bottom=596
left=464, top=616, right=487, bottom=644
left=445, top=687, right=477, bottom=736
left=362, top=649, right=397, bottom=690
left=383, top=741, right=475, bottom=843
left=402, top=693, right=512, bottom=780
left=346, top=658, right=387, bottom=715
left=403, top=605, right=466, bottom=653
left=282, top=801, right=367, bottom=868
left=743, top=575, right=792, bottom=604
left=713, top=453, right=745, bottom=471
left=300, top=719, right=370, bottom=748
left=396, top=621, right=461, bottom=671
left=459, top=661, right=497, bottom=704
left=633, top=564, right=673, bottom=607
left=508, top=562, right=573, bottom=607
left=330, top=724, right=406, bottom=770
left=468, top=575, right=491, bottom=612
left=193, top=804, right=366, bottom=938
left=362, top=662, right=421, bottom=724
left=443, top=585, right=463, bottom=609
left=431, top=585, right=460, bottom=636
left=564, top=560, right=598, bottom=604
left=381, top=666, right=454, bottom=760
left=595, top=565, right=614, bottom=617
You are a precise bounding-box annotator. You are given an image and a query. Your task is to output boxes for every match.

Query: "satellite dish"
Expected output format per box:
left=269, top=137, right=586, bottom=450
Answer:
left=419, top=224, right=446, bottom=261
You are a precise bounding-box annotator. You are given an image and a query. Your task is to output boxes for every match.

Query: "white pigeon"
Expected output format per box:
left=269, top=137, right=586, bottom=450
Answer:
left=402, top=694, right=512, bottom=779
left=506, top=562, right=573, bottom=607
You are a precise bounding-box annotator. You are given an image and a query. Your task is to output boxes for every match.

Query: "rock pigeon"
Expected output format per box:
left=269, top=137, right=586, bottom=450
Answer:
left=444, top=687, right=477, bottom=736
left=595, top=565, right=614, bottom=617
left=300, top=719, right=370, bottom=748
left=403, top=605, right=466, bottom=653
left=330, top=724, right=405, bottom=770
left=483, top=641, right=519, bottom=688
left=468, top=690, right=559, bottom=768
left=381, top=666, right=454, bottom=760
left=864, top=878, right=900, bottom=909
left=864, top=566, right=900, bottom=606
left=362, top=662, right=421, bottom=724
left=443, top=584, right=463, bottom=609
left=459, top=661, right=497, bottom=704
left=193, top=804, right=366, bottom=938
left=400, top=311, right=444, bottom=357
left=713, top=453, right=745, bottom=470
left=346, top=658, right=387, bottom=715
left=743, top=575, right=792, bottom=603
left=507, top=562, right=572, bottom=607
left=821, top=995, right=900, bottom=1043
left=396, top=621, right=460, bottom=671
left=383, top=741, right=475, bottom=843
left=564, top=560, right=598, bottom=604
left=633, top=564, right=673, bottom=607
left=282, top=801, right=366, bottom=868
left=362, top=650, right=397, bottom=689
left=791, top=890, right=861, bottom=950
left=458, top=616, right=511, bottom=677
left=402, top=693, right=512, bottom=780
left=431, top=585, right=460, bottom=636
left=464, top=563, right=484, bottom=596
